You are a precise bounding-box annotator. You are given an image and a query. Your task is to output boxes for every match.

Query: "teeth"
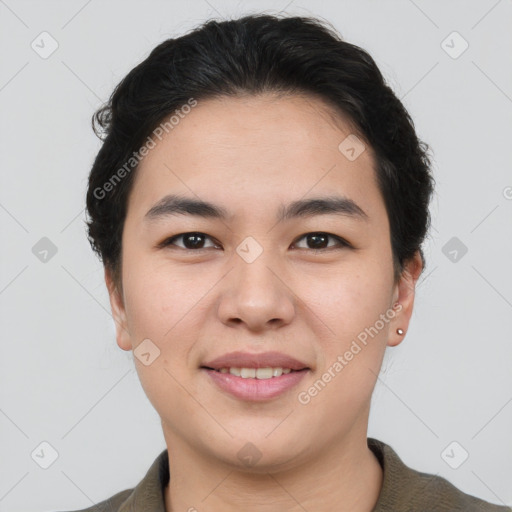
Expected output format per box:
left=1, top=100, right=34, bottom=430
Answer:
left=240, top=368, right=256, bottom=378
left=219, top=367, right=294, bottom=379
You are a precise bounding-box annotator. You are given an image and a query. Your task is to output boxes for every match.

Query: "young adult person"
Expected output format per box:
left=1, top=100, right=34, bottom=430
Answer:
left=67, top=14, right=510, bottom=512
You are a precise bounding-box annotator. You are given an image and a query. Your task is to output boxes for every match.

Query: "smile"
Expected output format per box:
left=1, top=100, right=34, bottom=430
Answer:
left=201, top=367, right=309, bottom=401
left=208, top=366, right=294, bottom=379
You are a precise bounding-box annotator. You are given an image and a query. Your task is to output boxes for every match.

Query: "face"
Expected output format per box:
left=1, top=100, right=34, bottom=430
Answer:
left=107, top=93, right=422, bottom=472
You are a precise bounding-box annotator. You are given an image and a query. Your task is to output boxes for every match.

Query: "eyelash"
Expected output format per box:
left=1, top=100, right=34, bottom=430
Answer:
left=158, top=232, right=352, bottom=252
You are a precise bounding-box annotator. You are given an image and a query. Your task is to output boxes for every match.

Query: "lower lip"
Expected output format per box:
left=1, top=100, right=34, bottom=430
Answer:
left=202, top=368, right=309, bottom=401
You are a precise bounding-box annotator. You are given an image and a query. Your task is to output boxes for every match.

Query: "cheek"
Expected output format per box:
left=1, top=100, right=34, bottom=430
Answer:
left=304, top=258, right=393, bottom=335
left=296, top=270, right=393, bottom=419
left=122, top=251, right=193, bottom=336
left=303, top=260, right=394, bottom=398
left=121, top=267, right=200, bottom=416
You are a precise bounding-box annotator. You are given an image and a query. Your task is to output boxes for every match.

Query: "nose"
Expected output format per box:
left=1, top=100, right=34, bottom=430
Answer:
left=216, top=249, right=296, bottom=332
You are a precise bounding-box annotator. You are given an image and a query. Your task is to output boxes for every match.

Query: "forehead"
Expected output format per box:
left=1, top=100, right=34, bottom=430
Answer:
left=127, top=93, right=385, bottom=224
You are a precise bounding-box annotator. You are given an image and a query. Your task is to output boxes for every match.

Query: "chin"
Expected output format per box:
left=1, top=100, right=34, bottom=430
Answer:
left=201, top=429, right=311, bottom=473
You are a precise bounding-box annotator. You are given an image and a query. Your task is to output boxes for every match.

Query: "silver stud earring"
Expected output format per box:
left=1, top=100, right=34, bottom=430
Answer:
left=396, top=328, right=404, bottom=335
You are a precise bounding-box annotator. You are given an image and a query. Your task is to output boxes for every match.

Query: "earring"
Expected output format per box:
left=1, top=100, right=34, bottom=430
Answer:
left=396, top=328, right=404, bottom=335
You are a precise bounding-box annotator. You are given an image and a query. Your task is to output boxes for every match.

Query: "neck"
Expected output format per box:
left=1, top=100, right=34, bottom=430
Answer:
left=163, top=426, right=383, bottom=512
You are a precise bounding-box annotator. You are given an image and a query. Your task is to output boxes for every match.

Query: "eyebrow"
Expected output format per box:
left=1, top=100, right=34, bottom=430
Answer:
left=144, top=194, right=369, bottom=223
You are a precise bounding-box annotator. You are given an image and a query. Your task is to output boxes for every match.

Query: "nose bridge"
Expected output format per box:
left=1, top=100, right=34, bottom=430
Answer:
left=235, top=245, right=279, bottom=296
left=217, top=238, right=295, bottom=329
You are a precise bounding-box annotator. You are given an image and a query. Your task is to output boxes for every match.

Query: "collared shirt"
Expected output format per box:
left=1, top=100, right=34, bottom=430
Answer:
left=65, top=437, right=511, bottom=511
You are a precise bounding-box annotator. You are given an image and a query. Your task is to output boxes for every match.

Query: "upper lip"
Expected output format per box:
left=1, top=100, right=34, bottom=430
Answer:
left=201, top=351, right=309, bottom=371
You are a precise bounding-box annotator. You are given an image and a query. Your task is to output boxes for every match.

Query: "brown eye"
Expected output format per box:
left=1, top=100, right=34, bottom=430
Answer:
left=293, top=232, right=350, bottom=251
left=159, top=231, right=350, bottom=252
left=161, top=232, right=219, bottom=250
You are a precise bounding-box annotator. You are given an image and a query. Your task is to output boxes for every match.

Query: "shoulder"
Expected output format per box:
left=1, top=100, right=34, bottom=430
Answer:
left=392, top=466, right=510, bottom=511
left=53, top=448, right=169, bottom=511
left=368, top=437, right=511, bottom=512
left=53, top=488, right=133, bottom=511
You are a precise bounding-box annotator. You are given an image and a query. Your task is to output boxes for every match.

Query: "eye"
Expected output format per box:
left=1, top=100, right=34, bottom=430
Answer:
left=158, top=231, right=351, bottom=252
left=292, top=232, right=351, bottom=251
left=159, top=232, right=220, bottom=251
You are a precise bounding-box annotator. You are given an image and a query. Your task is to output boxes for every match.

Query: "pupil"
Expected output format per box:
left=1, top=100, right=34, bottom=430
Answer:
left=182, top=233, right=329, bottom=250
left=185, top=233, right=204, bottom=249
left=308, top=233, right=327, bottom=249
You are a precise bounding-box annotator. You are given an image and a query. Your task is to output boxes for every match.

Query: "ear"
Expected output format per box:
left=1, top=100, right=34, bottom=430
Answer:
left=387, top=250, right=423, bottom=348
left=104, top=266, right=132, bottom=351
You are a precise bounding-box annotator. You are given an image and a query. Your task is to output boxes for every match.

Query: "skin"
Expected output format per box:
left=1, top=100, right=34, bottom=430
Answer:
left=106, top=93, right=423, bottom=512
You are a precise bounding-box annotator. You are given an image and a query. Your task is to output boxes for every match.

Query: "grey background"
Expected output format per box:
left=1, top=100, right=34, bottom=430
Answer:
left=1, top=0, right=511, bottom=510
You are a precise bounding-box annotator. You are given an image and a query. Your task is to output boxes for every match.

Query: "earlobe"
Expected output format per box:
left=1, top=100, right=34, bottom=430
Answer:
left=387, top=251, right=423, bottom=348
left=104, top=267, right=132, bottom=351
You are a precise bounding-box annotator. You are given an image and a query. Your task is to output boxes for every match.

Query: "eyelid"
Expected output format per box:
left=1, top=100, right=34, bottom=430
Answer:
left=292, top=232, right=351, bottom=250
left=158, top=231, right=352, bottom=251
left=158, top=232, right=220, bottom=251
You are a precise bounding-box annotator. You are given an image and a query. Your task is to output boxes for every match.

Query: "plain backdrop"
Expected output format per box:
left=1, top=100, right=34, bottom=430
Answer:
left=1, top=0, right=511, bottom=510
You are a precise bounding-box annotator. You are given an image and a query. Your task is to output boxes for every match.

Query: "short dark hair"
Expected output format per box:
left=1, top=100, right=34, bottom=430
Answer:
left=86, top=14, right=435, bottom=289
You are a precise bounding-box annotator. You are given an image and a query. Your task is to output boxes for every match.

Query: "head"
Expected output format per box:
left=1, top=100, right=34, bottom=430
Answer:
left=86, top=14, right=434, bottom=469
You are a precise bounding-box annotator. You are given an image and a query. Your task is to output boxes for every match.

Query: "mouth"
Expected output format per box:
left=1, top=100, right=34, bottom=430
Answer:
left=201, top=350, right=310, bottom=372
left=201, top=366, right=307, bottom=379
left=200, top=350, right=311, bottom=401
left=200, top=366, right=310, bottom=401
